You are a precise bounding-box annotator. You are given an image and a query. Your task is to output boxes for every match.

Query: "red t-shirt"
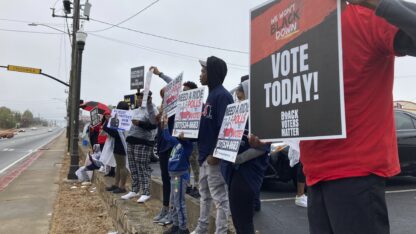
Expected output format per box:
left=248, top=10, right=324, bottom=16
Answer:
left=300, top=5, right=401, bottom=186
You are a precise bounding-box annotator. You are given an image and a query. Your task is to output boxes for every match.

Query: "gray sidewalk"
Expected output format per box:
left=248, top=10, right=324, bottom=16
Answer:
left=0, top=132, right=65, bottom=234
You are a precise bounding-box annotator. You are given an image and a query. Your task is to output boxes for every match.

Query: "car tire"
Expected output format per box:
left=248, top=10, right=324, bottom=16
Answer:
left=150, top=142, right=159, bottom=163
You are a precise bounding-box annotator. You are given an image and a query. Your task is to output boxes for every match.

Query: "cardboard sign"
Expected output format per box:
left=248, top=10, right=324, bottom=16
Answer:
left=90, top=107, right=100, bottom=127
left=131, top=66, right=144, bottom=90
left=107, top=109, right=133, bottom=131
left=141, top=70, right=153, bottom=108
left=172, top=88, right=205, bottom=139
left=250, top=0, right=345, bottom=141
left=213, top=101, right=250, bottom=162
left=163, top=72, right=183, bottom=117
left=124, top=94, right=136, bottom=109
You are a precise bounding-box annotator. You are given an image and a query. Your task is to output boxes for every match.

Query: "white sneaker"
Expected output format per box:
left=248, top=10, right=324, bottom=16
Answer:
left=137, top=195, right=151, bottom=203
left=295, top=194, right=308, bottom=208
left=121, top=191, right=139, bottom=200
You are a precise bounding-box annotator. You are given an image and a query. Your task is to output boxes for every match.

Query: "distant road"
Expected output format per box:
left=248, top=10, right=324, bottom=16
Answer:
left=0, top=127, right=64, bottom=174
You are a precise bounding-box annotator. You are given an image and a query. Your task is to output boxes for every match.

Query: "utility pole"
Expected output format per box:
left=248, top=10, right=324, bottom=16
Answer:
left=67, top=0, right=81, bottom=180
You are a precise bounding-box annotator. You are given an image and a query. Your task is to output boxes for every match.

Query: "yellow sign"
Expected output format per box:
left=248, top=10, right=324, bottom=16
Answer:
left=7, top=65, right=41, bottom=74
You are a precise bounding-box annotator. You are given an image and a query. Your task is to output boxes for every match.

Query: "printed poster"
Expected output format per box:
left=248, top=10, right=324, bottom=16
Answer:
left=90, top=107, right=100, bottom=127
left=131, top=66, right=145, bottom=90
left=163, top=73, right=183, bottom=117
left=213, top=101, right=250, bottom=163
left=250, top=0, right=346, bottom=141
left=172, top=87, right=205, bottom=139
left=107, top=109, right=133, bottom=131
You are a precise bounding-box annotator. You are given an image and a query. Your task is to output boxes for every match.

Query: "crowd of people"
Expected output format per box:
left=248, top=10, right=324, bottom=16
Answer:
left=77, top=1, right=416, bottom=234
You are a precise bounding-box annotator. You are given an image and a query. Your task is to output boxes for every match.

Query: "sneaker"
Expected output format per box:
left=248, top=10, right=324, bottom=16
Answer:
left=163, top=225, right=179, bottom=234
left=105, top=185, right=118, bottom=191
left=157, top=211, right=173, bottom=226
left=81, top=181, right=92, bottom=186
left=190, top=187, right=200, bottom=198
left=295, top=194, right=308, bottom=208
left=112, top=188, right=127, bottom=194
left=121, top=191, right=139, bottom=200
left=186, top=186, right=192, bottom=194
left=137, top=195, right=151, bottom=203
left=153, top=206, right=169, bottom=223
left=178, top=229, right=190, bottom=234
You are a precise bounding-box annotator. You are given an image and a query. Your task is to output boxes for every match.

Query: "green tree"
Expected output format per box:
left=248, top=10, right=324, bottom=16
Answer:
left=0, top=107, right=17, bottom=129
left=21, top=110, right=34, bottom=127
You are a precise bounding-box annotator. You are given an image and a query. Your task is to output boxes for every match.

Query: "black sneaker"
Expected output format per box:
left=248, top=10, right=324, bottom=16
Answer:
left=163, top=225, right=179, bottom=234
left=178, top=228, right=190, bottom=234
left=105, top=185, right=118, bottom=191
left=186, top=186, right=192, bottom=194
left=191, top=187, right=200, bottom=198
left=112, top=188, right=127, bottom=194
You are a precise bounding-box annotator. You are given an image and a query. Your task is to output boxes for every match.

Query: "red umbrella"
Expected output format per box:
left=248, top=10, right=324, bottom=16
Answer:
left=80, top=101, right=110, bottom=115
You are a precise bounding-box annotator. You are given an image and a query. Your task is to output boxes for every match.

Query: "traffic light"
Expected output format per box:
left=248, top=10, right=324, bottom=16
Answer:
left=63, top=0, right=71, bottom=14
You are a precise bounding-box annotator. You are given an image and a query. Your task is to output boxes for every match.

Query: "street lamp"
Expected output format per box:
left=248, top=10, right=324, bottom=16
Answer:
left=67, top=28, right=87, bottom=180
left=28, top=23, right=68, bottom=34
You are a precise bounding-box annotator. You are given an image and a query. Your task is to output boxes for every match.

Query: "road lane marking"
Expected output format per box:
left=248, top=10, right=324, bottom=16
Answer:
left=386, top=189, right=416, bottom=194
left=261, top=197, right=295, bottom=202
left=261, top=189, right=416, bottom=203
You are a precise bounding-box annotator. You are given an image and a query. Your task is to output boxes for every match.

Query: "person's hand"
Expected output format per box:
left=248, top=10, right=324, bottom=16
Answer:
left=161, top=114, right=168, bottom=128
left=344, top=0, right=379, bottom=9
left=249, top=134, right=268, bottom=148
left=105, top=114, right=110, bottom=120
left=207, top=155, right=220, bottom=166
left=147, top=96, right=153, bottom=105
left=156, top=112, right=162, bottom=123
left=150, top=66, right=161, bottom=76
left=178, top=132, right=185, bottom=140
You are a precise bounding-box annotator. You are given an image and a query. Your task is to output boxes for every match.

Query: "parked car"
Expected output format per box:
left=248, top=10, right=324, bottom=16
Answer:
left=264, top=109, right=416, bottom=188
left=394, top=109, right=416, bottom=176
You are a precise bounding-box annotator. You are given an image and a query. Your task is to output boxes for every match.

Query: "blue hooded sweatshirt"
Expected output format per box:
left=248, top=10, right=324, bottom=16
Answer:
left=162, top=128, right=193, bottom=173
left=198, top=56, right=234, bottom=165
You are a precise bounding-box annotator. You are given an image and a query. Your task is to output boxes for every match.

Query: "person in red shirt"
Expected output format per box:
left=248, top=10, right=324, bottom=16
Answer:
left=251, top=0, right=416, bottom=233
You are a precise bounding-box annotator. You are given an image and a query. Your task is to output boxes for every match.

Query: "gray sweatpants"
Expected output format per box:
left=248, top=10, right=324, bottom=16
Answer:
left=195, top=160, right=229, bottom=234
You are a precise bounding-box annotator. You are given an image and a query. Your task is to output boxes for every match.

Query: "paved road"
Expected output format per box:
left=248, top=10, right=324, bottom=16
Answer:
left=0, top=127, right=64, bottom=174
left=256, top=176, right=416, bottom=234
left=150, top=162, right=416, bottom=234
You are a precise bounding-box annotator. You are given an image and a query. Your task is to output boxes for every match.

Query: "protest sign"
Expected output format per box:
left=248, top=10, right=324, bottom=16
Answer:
left=213, top=100, right=250, bottom=163
left=124, top=94, right=136, bottom=109
left=141, top=70, right=153, bottom=108
left=250, top=0, right=345, bottom=141
left=131, top=66, right=144, bottom=90
left=90, top=107, right=100, bottom=127
left=172, top=87, right=205, bottom=139
left=163, top=72, right=183, bottom=117
left=107, top=109, right=133, bottom=131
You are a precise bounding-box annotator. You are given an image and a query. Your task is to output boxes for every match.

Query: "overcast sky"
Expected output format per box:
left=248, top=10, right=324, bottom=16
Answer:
left=0, top=0, right=415, bottom=123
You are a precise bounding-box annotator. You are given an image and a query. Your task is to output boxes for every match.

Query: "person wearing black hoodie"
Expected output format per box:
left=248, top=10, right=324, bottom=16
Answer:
left=192, top=56, right=233, bottom=234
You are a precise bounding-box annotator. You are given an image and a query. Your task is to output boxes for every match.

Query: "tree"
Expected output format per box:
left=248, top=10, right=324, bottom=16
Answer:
left=0, top=107, right=16, bottom=129
left=21, top=110, right=34, bottom=127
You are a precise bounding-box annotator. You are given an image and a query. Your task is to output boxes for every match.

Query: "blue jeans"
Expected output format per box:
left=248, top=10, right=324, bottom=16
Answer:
left=170, top=172, right=189, bottom=230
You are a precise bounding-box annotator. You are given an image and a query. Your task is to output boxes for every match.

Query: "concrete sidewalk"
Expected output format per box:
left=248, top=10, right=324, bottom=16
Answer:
left=0, top=132, right=65, bottom=234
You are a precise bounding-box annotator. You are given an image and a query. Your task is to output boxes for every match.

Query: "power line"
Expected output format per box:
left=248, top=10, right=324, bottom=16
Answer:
left=0, top=18, right=64, bottom=26
left=89, top=33, right=248, bottom=70
left=89, top=18, right=248, bottom=54
left=89, top=0, right=161, bottom=33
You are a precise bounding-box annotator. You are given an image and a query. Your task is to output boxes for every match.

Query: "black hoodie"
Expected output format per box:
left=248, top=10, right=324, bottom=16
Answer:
left=198, top=56, right=234, bottom=165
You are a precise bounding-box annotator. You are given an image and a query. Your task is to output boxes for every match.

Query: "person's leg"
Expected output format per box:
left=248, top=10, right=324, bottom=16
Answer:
left=171, top=176, right=180, bottom=228
left=159, top=149, right=171, bottom=207
left=113, top=153, right=122, bottom=187
left=207, top=163, right=229, bottom=234
left=177, top=175, right=188, bottom=231
left=322, top=175, right=390, bottom=234
left=229, top=171, right=255, bottom=234
left=190, top=144, right=200, bottom=188
left=127, top=143, right=140, bottom=193
left=307, top=183, right=334, bottom=234
left=194, top=162, right=212, bottom=234
left=137, top=145, right=152, bottom=196
left=295, top=163, right=307, bottom=207
left=115, top=153, right=128, bottom=189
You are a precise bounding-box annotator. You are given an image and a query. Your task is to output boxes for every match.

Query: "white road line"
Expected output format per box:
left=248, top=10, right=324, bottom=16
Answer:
left=261, top=189, right=416, bottom=203
left=3, top=148, right=8, bottom=151
left=0, top=132, right=62, bottom=174
left=386, top=189, right=416, bottom=194
left=261, top=197, right=295, bottom=202
left=8, top=149, right=14, bottom=152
